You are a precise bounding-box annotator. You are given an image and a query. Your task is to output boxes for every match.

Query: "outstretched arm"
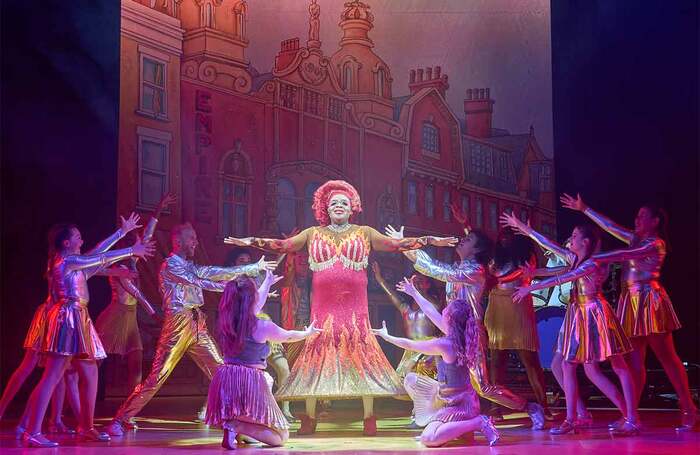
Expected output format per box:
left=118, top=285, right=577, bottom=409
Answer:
left=118, top=277, right=156, bottom=315
left=194, top=256, right=277, bottom=282
left=412, top=250, right=484, bottom=286
left=369, top=226, right=457, bottom=252
left=561, top=193, right=633, bottom=244
left=259, top=319, right=323, bottom=344
left=87, top=212, right=142, bottom=254
left=513, top=261, right=595, bottom=302
left=500, top=212, right=573, bottom=264
left=224, top=228, right=311, bottom=254
left=254, top=270, right=284, bottom=315
left=397, top=277, right=448, bottom=334
left=371, top=262, right=408, bottom=314
left=592, top=239, right=661, bottom=264
left=371, top=321, right=446, bottom=356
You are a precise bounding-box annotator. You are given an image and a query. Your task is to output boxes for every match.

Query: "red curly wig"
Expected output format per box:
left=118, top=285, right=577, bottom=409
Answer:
left=312, top=180, right=362, bottom=226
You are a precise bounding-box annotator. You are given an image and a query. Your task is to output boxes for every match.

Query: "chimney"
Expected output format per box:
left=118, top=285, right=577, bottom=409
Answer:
left=408, top=66, right=450, bottom=98
left=274, top=38, right=300, bottom=72
left=464, top=87, right=494, bottom=138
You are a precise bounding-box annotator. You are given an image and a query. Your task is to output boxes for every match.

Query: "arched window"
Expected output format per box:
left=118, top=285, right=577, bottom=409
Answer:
left=220, top=151, right=251, bottom=237
left=377, top=68, right=386, bottom=97
left=343, top=63, right=353, bottom=92
left=276, top=178, right=297, bottom=234
left=234, top=1, right=247, bottom=39
left=204, top=2, right=214, bottom=28
left=303, top=182, right=321, bottom=228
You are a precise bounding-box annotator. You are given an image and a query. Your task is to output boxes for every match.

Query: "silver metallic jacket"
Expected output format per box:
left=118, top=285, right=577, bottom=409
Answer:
left=414, top=250, right=487, bottom=321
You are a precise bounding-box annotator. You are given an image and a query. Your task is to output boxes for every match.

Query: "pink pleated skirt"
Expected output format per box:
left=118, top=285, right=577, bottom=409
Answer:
left=206, top=364, right=289, bottom=432
left=43, top=300, right=106, bottom=360
left=617, top=281, right=681, bottom=337
left=95, top=303, right=143, bottom=355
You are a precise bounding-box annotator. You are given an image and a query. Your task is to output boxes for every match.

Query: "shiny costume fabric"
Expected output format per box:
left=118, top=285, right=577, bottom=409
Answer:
left=484, top=262, right=539, bottom=351
left=113, top=255, right=261, bottom=423
left=405, top=359, right=480, bottom=427
left=23, top=299, right=50, bottom=351
left=43, top=228, right=134, bottom=360
left=526, top=229, right=632, bottom=363
left=413, top=251, right=527, bottom=411
left=253, top=225, right=431, bottom=400
left=584, top=208, right=681, bottom=337
left=96, top=218, right=158, bottom=356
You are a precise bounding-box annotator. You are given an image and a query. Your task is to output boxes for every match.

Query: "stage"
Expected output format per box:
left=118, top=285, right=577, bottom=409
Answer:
left=1, top=398, right=697, bottom=454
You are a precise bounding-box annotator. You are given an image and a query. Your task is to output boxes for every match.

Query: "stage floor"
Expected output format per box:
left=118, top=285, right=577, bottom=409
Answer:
left=1, top=399, right=697, bottom=454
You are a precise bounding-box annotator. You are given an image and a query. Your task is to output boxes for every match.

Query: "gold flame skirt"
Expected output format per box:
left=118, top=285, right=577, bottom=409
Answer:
left=484, top=288, right=539, bottom=351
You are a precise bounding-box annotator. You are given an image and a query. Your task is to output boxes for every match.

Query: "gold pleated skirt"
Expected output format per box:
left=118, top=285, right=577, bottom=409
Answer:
left=206, top=364, right=290, bottom=431
left=617, top=281, right=681, bottom=337
left=484, top=288, right=539, bottom=351
left=95, top=304, right=143, bottom=356
left=556, top=295, right=632, bottom=363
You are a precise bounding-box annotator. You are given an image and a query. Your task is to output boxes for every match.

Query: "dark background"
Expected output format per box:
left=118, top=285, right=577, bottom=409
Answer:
left=1, top=0, right=698, bottom=406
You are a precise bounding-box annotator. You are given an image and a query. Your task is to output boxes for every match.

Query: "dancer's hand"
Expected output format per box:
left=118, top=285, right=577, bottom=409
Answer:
left=385, top=224, right=404, bottom=240
left=429, top=236, right=458, bottom=247
left=262, top=268, right=284, bottom=286
left=120, top=212, right=142, bottom=233
left=155, top=192, right=177, bottom=218
left=560, top=193, right=587, bottom=212
left=499, top=212, right=530, bottom=236
left=513, top=286, right=531, bottom=303
left=224, top=236, right=254, bottom=246
left=396, top=277, right=417, bottom=296
left=132, top=236, right=156, bottom=259
left=371, top=320, right=390, bottom=339
left=304, top=321, right=323, bottom=336
left=257, top=255, right=278, bottom=273
left=268, top=290, right=280, bottom=298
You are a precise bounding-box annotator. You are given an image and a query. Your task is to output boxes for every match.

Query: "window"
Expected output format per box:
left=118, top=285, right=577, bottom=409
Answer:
left=475, top=197, right=483, bottom=228
left=140, top=56, right=166, bottom=117
left=204, top=2, right=214, bottom=27
left=221, top=152, right=251, bottom=237
left=461, top=194, right=469, bottom=220
left=279, top=82, right=299, bottom=110
left=539, top=165, right=552, bottom=191
left=470, top=143, right=493, bottom=176
left=328, top=97, right=343, bottom=121
left=276, top=178, right=296, bottom=235
left=303, top=182, right=321, bottom=228
left=234, top=2, right=246, bottom=39
left=303, top=89, right=322, bottom=116
left=407, top=181, right=417, bottom=215
left=520, top=208, right=528, bottom=222
left=137, top=127, right=170, bottom=208
left=443, top=190, right=451, bottom=222
left=489, top=202, right=498, bottom=231
left=425, top=185, right=434, bottom=219
left=496, top=151, right=509, bottom=181
left=343, top=63, right=353, bottom=91
left=377, top=68, right=386, bottom=97
left=422, top=122, right=440, bottom=155
left=504, top=206, right=513, bottom=215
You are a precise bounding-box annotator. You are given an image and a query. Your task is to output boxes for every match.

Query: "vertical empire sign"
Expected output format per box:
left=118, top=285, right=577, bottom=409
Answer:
left=195, top=90, right=213, bottom=224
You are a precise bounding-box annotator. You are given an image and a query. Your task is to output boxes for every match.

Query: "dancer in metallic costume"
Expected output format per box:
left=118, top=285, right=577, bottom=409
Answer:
left=224, top=180, right=457, bottom=436
left=561, top=194, right=697, bottom=431
left=385, top=224, right=546, bottom=430
left=95, top=193, right=175, bottom=417
left=372, top=290, right=499, bottom=447
left=22, top=217, right=154, bottom=448
left=107, top=223, right=276, bottom=436
left=502, top=212, right=639, bottom=435
left=206, top=272, right=321, bottom=450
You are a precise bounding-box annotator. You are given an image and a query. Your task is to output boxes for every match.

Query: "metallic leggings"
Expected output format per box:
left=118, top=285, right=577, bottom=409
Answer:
left=114, top=309, right=223, bottom=422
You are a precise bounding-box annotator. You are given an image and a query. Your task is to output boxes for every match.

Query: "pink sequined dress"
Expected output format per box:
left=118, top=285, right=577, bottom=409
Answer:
left=252, top=225, right=430, bottom=400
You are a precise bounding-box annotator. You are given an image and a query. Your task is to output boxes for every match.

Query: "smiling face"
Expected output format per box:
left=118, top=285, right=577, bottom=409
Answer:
left=64, top=228, right=84, bottom=254
left=174, top=227, right=198, bottom=258
left=327, top=193, right=352, bottom=225
left=634, top=207, right=659, bottom=236
left=568, top=227, right=590, bottom=257
left=455, top=232, right=479, bottom=259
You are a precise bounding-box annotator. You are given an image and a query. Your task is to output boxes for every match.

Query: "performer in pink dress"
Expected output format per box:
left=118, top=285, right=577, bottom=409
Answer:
left=224, top=180, right=456, bottom=436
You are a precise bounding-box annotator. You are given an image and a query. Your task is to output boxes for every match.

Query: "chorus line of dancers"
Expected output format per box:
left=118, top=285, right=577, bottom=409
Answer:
left=0, top=181, right=696, bottom=449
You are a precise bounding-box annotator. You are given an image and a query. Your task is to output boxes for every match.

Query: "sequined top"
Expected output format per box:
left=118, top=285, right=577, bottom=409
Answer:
left=50, top=228, right=132, bottom=306
left=414, top=250, right=487, bottom=321
left=437, top=357, right=470, bottom=388
left=252, top=225, right=432, bottom=271
left=584, top=208, right=666, bottom=286
left=159, top=254, right=260, bottom=314
left=224, top=336, right=270, bottom=369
